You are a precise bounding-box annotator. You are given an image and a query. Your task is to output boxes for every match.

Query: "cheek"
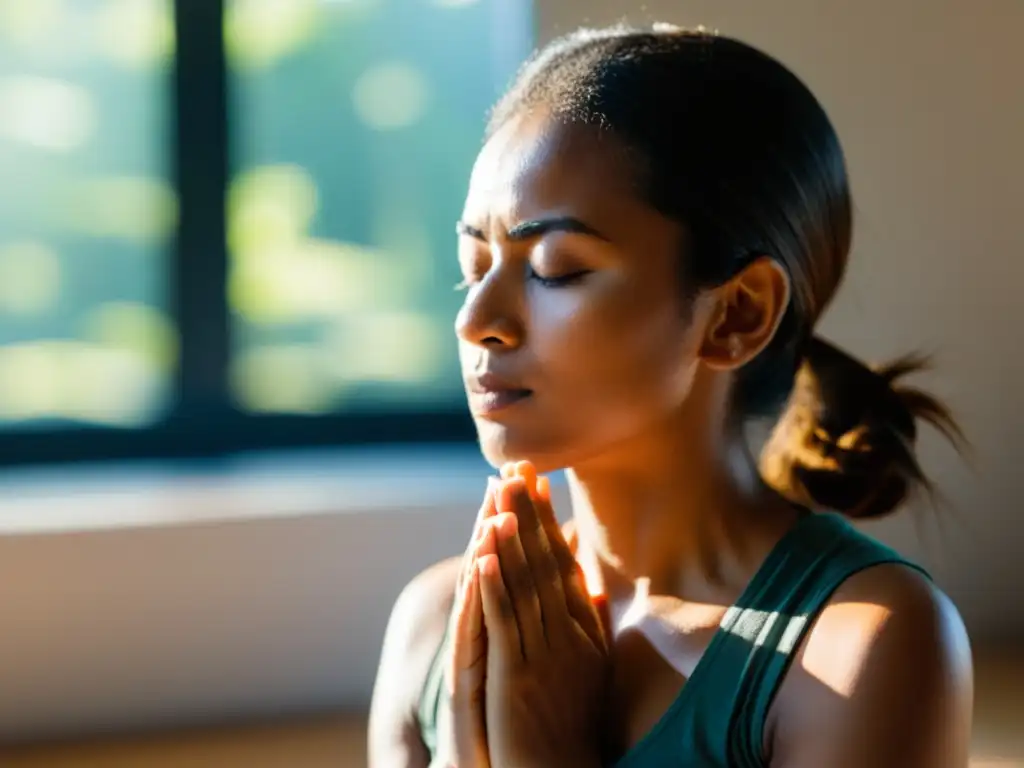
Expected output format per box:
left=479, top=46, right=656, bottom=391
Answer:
left=533, top=282, right=698, bottom=422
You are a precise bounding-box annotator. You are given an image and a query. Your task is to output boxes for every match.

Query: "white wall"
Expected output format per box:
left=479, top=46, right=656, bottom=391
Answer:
left=1, top=0, right=1021, bottom=745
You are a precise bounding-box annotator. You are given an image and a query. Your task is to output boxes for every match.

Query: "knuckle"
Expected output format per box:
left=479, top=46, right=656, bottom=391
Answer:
left=536, top=550, right=562, bottom=587
left=507, top=566, right=536, bottom=599
left=497, top=589, right=517, bottom=620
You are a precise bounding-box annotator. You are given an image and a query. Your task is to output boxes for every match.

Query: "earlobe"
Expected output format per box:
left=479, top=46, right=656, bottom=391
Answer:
left=728, top=335, right=743, bottom=360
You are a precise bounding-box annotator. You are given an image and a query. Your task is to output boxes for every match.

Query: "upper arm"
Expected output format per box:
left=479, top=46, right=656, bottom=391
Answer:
left=768, top=564, right=973, bottom=768
left=368, top=557, right=461, bottom=768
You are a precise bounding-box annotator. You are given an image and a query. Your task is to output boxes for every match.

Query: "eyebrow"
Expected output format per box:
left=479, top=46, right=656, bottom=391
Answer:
left=455, top=216, right=610, bottom=243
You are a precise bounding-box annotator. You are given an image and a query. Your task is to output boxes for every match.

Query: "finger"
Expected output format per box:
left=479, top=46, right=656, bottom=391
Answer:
left=447, top=520, right=499, bottom=695
left=472, top=477, right=500, bottom=546
left=491, top=511, right=545, bottom=660
left=531, top=475, right=577, bottom=575
left=451, top=567, right=490, bottom=768
left=477, top=552, right=521, bottom=667
left=531, top=478, right=606, bottom=652
left=536, top=473, right=552, bottom=502
left=499, top=477, right=568, bottom=642
left=535, top=477, right=581, bottom=558
left=457, top=477, right=499, bottom=600
left=512, top=460, right=538, bottom=497
left=452, top=564, right=485, bottom=692
left=565, top=560, right=609, bottom=653
left=451, top=479, right=499, bottom=644
left=508, top=468, right=606, bottom=652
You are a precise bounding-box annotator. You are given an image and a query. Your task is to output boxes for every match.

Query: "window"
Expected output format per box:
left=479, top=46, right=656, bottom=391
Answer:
left=0, top=0, right=175, bottom=431
left=0, top=0, right=532, bottom=467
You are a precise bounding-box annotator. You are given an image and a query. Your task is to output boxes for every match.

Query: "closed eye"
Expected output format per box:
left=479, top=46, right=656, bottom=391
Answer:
left=454, top=269, right=590, bottom=292
left=529, top=268, right=591, bottom=288
left=455, top=217, right=597, bottom=291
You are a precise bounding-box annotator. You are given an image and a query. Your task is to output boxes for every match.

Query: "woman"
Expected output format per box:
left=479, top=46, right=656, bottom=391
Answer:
left=369, top=24, right=972, bottom=768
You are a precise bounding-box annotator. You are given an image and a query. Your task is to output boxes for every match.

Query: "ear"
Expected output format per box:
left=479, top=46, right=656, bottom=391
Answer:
left=699, top=256, right=791, bottom=371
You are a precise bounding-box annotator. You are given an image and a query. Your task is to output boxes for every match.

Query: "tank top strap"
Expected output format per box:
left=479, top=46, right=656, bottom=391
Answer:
left=713, top=512, right=930, bottom=766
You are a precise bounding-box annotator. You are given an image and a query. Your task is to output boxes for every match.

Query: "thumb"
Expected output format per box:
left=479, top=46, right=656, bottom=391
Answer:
left=450, top=567, right=490, bottom=767
left=456, top=478, right=500, bottom=604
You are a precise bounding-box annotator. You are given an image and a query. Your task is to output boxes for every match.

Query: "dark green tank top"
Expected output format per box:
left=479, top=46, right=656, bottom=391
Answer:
left=417, top=511, right=927, bottom=767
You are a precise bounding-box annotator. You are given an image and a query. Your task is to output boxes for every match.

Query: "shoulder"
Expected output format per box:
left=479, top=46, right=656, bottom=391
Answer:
left=805, top=563, right=972, bottom=704
left=394, top=556, right=463, bottom=639
left=368, top=556, right=461, bottom=757
left=769, top=562, right=973, bottom=767
left=382, top=556, right=462, bottom=679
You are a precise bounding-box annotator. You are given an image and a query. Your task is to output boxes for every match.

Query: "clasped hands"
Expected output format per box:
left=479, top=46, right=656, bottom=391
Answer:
left=445, top=461, right=609, bottom=768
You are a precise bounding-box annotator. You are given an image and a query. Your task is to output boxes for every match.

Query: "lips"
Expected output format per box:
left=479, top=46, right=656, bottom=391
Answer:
left=466, top=373, right=532, bottom=416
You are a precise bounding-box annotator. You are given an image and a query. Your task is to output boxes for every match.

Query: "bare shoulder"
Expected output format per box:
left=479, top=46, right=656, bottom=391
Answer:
left=799, top=563, right=972, bottom=693
left=379, top=555, right=462, bottom=691
left=368, top=556, right=461, bottom=766
left=393, top=556, right=463, bottom=646
left=769, top=563, right=973, bottom=767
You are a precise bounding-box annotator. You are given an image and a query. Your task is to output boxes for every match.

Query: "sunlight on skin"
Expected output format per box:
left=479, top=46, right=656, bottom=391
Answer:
left=504, top=460, right=720, bottom=681
left=494, top=460, right=903, bottom=704
left=798, top=600, right=894, bottom=698
left=619, top=576, right=650, bottom=631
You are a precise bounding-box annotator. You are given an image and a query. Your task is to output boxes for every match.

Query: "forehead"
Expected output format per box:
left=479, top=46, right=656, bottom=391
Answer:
left=462, top=112, right=644, bottom=229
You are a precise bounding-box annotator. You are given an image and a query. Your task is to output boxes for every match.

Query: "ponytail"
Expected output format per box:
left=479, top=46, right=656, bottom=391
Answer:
left=759, top=336, right=965, bottom=519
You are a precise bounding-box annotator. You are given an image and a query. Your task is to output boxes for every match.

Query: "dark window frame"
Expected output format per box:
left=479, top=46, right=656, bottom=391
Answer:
left=0, top=0, right=474, bottom=469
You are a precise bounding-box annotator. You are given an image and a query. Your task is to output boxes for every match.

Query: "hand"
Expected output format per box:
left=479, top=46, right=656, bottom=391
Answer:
left=499, top=462, right=604, bottom=652
left=447, top=478, right=501, bottom=767
left=478, top=471, right=609, bottom=768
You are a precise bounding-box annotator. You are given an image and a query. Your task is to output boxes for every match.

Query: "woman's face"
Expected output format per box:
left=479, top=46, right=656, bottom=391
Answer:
left=455, top=112, right=714, bottom=472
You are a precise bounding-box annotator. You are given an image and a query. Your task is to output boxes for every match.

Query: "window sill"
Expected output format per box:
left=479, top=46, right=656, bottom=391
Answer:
left=0, top=444, right=495, bottom=535
left=0, top=444, right=557, bottom=745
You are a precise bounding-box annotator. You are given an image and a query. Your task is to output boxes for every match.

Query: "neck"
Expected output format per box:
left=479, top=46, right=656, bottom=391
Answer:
left=566, top=383, right=796, bottom=604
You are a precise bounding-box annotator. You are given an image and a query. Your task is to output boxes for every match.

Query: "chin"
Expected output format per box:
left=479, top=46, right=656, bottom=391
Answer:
left=475, top=420, right=569, bottom=475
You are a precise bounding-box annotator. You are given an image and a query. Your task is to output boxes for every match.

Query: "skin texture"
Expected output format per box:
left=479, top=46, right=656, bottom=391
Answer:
left=449, top=474, right=608, bottom=768
left=368, top=111, right=972, bottom=767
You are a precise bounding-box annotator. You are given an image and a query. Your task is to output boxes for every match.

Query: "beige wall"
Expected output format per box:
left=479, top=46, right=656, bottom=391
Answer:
left=0, top=0, right=1020, bottom=746
left=536, top=0, right=1022, bottom=629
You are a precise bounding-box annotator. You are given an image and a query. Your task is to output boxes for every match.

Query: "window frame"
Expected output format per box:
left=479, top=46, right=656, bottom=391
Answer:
left=0, top=0, right=474, bottom=469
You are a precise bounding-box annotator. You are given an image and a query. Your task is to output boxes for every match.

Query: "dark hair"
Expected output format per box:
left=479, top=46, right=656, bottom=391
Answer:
left=487, top=24, right=964, bottom=518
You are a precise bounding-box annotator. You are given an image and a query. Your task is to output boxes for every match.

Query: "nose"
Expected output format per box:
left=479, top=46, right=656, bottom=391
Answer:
left=454, top=267, right=525, bottom=351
